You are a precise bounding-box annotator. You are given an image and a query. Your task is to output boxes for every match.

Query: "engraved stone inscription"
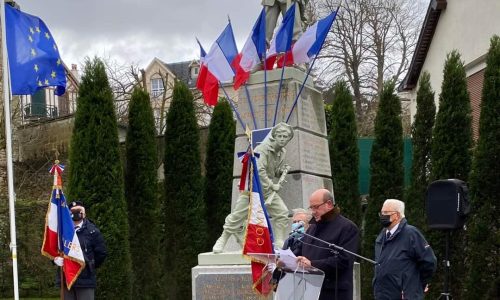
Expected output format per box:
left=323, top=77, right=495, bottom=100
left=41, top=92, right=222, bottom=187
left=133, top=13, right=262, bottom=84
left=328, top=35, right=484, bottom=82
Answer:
left=195, top=273, right=263, bottom=300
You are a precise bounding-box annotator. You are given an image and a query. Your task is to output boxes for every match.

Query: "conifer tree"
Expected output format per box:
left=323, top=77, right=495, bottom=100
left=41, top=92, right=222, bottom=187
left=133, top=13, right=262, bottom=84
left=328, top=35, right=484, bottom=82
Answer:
left=405, top=72, right=435, bottom=230
left=204, top=100, right=235, bottom=248
left=361, top=81, right=404, bottom=298
left=328, top=81, right=361, bottom=225
left=429, top=50, right=472, bottom=298
left=68, top=57, right=132, bottom=299
left=125, top=88, right=161, bottom=299
left=162, top=81, right=206, bottom=298
left=464, top=36, right=500, bottom=299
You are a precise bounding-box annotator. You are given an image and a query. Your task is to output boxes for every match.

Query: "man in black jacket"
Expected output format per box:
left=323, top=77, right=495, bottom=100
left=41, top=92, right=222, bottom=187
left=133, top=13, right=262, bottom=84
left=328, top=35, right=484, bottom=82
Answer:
left=373, top=199, right=437, bottom=300
left=295, top=189, right=359, bottom=300
left=55, top=201, right=107, bottom=300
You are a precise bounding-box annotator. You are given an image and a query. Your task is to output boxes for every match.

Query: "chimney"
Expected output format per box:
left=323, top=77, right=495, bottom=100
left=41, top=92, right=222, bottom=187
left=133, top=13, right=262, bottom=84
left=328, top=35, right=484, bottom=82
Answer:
left=70, top=64, right=80, bottom=82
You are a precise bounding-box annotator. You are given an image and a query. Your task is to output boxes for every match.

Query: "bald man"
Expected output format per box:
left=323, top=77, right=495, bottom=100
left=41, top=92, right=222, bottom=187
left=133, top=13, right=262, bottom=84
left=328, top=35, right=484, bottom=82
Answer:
left=295, top=188, right=359, bottom=300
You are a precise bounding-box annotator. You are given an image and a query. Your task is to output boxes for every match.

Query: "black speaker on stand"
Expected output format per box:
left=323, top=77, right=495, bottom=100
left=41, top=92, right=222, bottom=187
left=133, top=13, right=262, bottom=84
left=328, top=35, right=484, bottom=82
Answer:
left=426, top=179, right=470, bottom=300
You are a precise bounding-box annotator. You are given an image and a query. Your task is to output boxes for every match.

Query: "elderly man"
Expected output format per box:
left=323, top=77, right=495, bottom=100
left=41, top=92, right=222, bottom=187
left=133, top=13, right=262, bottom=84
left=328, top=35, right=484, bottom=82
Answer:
left=212, top=122, right=294, bottom=253
left=374, top=199, right=437, bottom=300
left=295, top=189, right=359, bottom=300
left=262, top=0, right=308, bottom=45
left=283, top=208, right=312, bottom=251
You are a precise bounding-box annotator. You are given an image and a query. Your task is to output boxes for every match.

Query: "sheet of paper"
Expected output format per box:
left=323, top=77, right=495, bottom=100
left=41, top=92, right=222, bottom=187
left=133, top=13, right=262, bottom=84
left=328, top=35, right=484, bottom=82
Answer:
left=276, top=248, right=298, bottom=270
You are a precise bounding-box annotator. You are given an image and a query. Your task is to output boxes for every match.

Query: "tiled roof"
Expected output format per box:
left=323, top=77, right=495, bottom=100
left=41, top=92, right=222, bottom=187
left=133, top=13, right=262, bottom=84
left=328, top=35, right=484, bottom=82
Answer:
left=165, top=60, right=198, bottom=88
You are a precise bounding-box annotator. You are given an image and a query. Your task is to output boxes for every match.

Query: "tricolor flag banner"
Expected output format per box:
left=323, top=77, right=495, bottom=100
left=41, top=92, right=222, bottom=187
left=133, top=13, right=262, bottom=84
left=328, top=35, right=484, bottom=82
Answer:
left=265, top=3, right=296, bottom=70
left=202, top=22, right=238, bottom=106
left=41, top=163, right=85, bottom=289
left=5, top=4, right=66, bottom=96
left=195, top=39, right=219, bottom=105
left=242, top=155, right=275, bottom=296
left=289, top=10, right=338, bottom=65
left=233, top=9, right=266, bottom=90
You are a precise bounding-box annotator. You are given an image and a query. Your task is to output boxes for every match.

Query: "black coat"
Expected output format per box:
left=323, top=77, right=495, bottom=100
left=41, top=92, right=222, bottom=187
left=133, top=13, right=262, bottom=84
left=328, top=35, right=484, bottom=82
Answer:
left=295, top=209, right=359, bottom=300
left=373, top=219, right=437, bottom=300
left=57, top=219, right=107, bottom=288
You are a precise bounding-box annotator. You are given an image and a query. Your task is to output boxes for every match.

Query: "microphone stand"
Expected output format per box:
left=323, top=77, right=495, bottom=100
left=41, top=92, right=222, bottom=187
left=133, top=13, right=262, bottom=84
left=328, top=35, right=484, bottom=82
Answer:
left=294, top=230, right=377, bottom=300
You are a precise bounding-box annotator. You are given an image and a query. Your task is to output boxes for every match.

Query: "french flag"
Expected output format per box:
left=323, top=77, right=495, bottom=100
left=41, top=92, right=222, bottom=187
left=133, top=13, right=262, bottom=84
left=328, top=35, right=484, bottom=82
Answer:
left=41, top=163, right=85, bottom=289
left=264, top=3, right=296, bottom=70
left=242, top=155, right=275, bottom=296
left=196, top=39, right=219, bottom=106
left=289, top=10, right=338, bottom=65
left=233, top=9, right=266, bottom=90
left=202, top=22, right=238, bottom=106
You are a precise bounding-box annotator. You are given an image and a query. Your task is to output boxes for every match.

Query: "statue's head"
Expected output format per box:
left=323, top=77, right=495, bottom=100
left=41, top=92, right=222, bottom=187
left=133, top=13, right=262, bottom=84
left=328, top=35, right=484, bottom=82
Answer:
left=270, top=122, right=294, bottom=148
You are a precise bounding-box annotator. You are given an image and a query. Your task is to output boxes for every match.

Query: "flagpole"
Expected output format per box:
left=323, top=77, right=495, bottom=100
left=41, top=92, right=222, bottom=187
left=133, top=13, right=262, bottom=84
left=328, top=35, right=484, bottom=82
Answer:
left=244, top=85, right=258, bottom=129
left=220, top=83, right=245, bottom=129
left=263, top=53, right=268, bottom=128
left=273, top=57, right=287, bottom=126
left=0, top=1, right=20, bottom=299
left=286, top=5, right=341, bottom=123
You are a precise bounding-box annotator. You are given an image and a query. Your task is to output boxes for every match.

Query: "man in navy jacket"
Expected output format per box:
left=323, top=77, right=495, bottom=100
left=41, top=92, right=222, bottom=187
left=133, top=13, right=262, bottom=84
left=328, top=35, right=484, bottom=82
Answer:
left=295, top=189, right=359, bottom=300
left=374, top=199, right=437, bottom=300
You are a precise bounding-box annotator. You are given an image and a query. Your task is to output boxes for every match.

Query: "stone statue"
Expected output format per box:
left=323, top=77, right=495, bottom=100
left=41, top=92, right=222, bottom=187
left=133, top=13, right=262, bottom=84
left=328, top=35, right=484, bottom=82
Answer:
left=212, top=122, right=294, bottom=253
left=261, top=0, right=310, bottom=45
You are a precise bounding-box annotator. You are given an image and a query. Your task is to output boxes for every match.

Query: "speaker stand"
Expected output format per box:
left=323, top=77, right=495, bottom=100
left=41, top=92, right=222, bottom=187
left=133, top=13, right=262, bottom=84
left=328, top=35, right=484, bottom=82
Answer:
left=438, top=231, right=452, bottom=300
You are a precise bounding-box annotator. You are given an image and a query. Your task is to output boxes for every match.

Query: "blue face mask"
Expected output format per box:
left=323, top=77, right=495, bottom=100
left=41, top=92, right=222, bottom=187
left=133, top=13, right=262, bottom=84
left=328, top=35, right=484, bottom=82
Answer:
left=291, top=222, right=305, bottom=238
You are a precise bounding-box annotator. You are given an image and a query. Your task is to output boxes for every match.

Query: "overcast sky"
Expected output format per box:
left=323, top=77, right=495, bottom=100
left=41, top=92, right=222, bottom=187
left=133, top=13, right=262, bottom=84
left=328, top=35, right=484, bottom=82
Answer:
left=14, top=0, right=262, bottom=70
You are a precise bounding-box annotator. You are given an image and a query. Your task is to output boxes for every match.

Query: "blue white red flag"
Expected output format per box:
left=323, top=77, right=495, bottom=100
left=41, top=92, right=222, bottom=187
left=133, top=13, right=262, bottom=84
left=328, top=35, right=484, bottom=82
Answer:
left=5, top=4, right=66, bottom=96
left=195, top=39, right=219, bottom=105
left=233, top=9, right=266, bottom=90
left=265, top=3, right=296, bottom=70
left=41, top=163, right=85, bottom=289
left=281, top=10, right=338, bottom=66
left=242, top=155, right=275, bottom=296
left=202, top=22, right=238, bottom=105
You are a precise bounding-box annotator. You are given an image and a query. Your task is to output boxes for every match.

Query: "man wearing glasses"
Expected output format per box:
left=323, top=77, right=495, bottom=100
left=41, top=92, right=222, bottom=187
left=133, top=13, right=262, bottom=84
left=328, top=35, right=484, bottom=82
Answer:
left=373, top=199, right=437, bottom=300
left=295, top=188, right=359, bottom=300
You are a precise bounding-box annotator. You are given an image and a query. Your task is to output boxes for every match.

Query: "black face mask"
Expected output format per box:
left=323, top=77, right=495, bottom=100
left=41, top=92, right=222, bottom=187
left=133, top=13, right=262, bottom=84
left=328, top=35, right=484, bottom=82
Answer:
left=71, top=211, right=83, bottom=222
left=379, top=214, right=392, bottom=228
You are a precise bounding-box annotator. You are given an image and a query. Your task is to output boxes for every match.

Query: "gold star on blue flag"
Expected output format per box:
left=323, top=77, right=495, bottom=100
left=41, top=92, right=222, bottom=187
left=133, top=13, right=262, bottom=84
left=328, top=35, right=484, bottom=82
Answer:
left=5, top=4, right=66, bottom=96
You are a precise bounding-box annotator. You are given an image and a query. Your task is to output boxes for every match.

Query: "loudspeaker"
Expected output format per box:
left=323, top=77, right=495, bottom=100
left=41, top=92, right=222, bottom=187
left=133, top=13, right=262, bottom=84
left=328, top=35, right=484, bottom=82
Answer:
left=426, top=179, right=470, bottom=230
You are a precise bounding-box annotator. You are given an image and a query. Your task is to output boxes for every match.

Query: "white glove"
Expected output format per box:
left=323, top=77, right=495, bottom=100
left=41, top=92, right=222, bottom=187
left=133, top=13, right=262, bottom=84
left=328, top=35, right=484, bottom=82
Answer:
left=54, top=256, right=64, bottom=267
left=266, top=263, right=277, bottom=272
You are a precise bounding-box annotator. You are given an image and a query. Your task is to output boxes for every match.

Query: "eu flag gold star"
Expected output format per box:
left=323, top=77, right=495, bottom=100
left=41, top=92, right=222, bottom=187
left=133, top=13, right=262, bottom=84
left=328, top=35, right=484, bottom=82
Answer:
left=35, top=27, right=41, bottom=33
left=38, top=80, right=43, bottom=86
left=56, top=59, right=61, bottom=66
left=34, top=64, right=39, bottom=72
left=29, top=27, right=34, bottom=34
left=51, top=71, right=56, bottom=78
left=45, top=32, right=50, bottom=39
left=44, top=79, right=49, bottom=85
left=28, top=35, right=33, bottom=43
left=31, top=48, right=36, bottom=56
left=53, top=44, right=58, bottom=51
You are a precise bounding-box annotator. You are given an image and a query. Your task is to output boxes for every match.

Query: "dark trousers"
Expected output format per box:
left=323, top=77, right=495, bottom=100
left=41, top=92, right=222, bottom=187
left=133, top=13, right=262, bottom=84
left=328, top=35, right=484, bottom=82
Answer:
left=63, top=286, right=95, bottom=300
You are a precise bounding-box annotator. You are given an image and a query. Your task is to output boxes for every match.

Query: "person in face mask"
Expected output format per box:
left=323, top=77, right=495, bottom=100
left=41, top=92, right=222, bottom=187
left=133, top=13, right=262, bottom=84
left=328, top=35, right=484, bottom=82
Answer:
left=373, top=199, right=437, bottom=300
left=283, top=208, right=311, bottom=251
left=54, top=201, right=107, bottom=300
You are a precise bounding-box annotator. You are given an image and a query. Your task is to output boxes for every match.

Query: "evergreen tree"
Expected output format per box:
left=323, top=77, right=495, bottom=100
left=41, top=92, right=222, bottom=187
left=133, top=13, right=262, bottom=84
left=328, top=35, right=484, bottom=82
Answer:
left=464, top=36, right=500, bottom=299
left=204, top=100, right=235, bottom=248
left=328, top=81, right=361, bottom=226
left=162, top=81, right=206, bottom=298
left=68, top=57, right=132, bottom=299
left=125, top=88, right=161, bottom=299
left=361, top=81, right=404, bottom=298
left=405, top=72, right=435, bottom=230
left=429, top=50, right=472, bottom=298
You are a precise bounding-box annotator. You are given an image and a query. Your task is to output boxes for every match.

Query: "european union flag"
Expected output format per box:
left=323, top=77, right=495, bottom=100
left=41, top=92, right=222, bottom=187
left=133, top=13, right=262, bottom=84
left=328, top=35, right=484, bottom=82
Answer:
left=5, top=4, right=66, bottom=96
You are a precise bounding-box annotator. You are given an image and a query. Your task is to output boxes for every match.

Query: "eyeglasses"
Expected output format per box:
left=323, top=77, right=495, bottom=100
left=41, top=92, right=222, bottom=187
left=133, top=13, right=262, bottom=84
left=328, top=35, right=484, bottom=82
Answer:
left=308, top=201, right=328, bottom=210
left=378, top=211, right=398, bottom=217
